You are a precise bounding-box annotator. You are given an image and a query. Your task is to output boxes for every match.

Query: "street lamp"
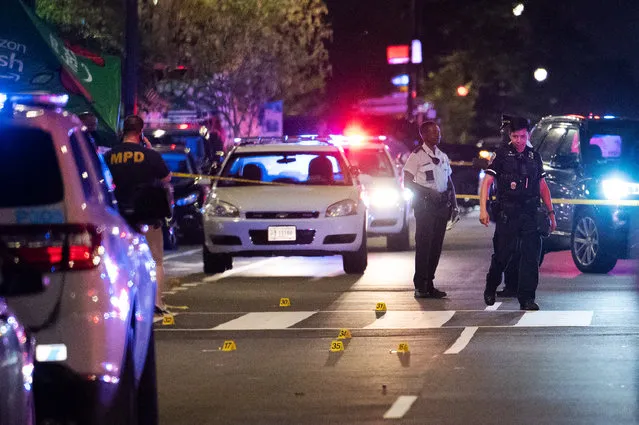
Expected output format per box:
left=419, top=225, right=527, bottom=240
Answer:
left=513, top=3, right=524, bottom=17
left=534, top=68, right=548, bottom=82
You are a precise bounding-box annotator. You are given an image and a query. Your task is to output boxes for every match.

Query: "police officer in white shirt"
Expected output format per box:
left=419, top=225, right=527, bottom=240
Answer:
left=403, top=121, right=459, bottom=298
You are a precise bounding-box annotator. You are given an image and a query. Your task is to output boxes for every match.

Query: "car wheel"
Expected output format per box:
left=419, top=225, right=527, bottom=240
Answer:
left=386, top=219, right=410, bottom=251
left=342, top=231, right=368, bottom=274
left=203, top=244, right=232, bottom=274
left=571, top=211, right=617, bottom=273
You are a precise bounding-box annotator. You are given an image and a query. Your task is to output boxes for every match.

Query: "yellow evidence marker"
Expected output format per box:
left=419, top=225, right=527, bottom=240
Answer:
left=329, top=340, right=344, bottom=352
left=375, top=302, right=387, bottom=312
left=337, top=328, right=352, bottom=339
left=162, top=315, right=175, bottom=326
left=279, top=297, right=291, bottom=307
left=221, top=340, right=237, bottom=351
left=397, top=343, right=410, bottom=353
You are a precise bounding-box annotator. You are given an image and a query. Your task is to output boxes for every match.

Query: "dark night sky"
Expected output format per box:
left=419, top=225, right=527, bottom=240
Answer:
left=321, top=0, right=639, bottom=135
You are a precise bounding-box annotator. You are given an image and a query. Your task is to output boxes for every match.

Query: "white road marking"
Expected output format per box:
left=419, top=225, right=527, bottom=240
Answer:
left=162, top=291, right=176, bottom=295
left=444, top=326, right=479, bottom=354
left=164, top=248, right=201, bottom=260
left=383, top=395, right=418, bottom=419
left=182, top=283, right=200, bottom=287
left=172, top=287, right=188, bottom=291
left=213, top=311, right=316, bottom=330
left=364, top=311, right=455, bottom=329
left=485, top=302, right=502, bottom=311
left=203, top=257, right=283, bottom=282
left=515, top=311, right=594, bottom=327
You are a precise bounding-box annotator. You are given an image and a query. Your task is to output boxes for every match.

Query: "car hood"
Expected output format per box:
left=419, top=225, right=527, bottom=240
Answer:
left=211, top=185, right=360, bottom=212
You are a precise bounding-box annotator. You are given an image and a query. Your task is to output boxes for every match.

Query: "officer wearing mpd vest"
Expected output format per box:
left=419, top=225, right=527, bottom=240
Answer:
left=107, top=115, right=171, bottom=315
left=404, top=121, right=458, bottom=299
left=479, top=117, right=556, bottom=310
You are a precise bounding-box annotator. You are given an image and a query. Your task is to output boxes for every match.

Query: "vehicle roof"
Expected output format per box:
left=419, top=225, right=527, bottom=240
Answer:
left=1, top=105, right=83, bottom=134
left=153, top=144, right=191, bottom=154
left=232, top=142, right=343, bottom=154
left=538, top=115, right=639, bottom=125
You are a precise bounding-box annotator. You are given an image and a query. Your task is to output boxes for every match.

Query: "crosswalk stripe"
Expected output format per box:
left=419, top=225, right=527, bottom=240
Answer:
left=212, top=312, right=317, bottom=330
left=364, top=311, right=455, bottom=329
left=515, top=311, right=594, bottom=327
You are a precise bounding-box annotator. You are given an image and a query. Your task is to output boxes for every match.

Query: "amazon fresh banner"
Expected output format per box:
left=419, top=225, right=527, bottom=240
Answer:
left=1, top=1, right=121, bottom=132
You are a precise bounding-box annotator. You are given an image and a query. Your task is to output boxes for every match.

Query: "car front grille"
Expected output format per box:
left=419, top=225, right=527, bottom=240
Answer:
left=245, top=211, right=320, bottom=219
left=371, top=219, right=398, bottom=227
left=249, top=229, right=315, bottom=245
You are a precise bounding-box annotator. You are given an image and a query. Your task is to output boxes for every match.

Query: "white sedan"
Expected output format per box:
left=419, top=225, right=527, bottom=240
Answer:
left=203, top=140, right=368, bottom=274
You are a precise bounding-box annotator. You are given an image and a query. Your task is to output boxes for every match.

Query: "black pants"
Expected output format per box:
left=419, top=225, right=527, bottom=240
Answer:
left=503, top=242, right=520, bottom=291
left=486, top=211, right=541, bottom=303
left=413, top=203, right=449, bottom=290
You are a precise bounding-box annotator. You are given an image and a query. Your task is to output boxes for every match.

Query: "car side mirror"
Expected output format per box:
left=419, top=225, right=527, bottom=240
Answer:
left=473, top=157, right=490, bottom=170
left=550, top=154, right=578, bottom=169
left=0, top=244, right=45, bottom=297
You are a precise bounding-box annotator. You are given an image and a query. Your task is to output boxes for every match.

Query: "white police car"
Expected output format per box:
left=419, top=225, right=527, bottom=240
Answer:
left=203, top=137, right=368, bottom=274
left=0, top=93, right=158, bottom=424
left=334, top=135, right=412, bottom=250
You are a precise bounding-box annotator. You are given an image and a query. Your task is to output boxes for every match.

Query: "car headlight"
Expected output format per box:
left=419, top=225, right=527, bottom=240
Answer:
left=206, top=200, right=240, bottom=218
left=602, top=178, right=639, bottom=200
left=176, top=192, right=199, bottom=206
left=326, top=199, right=358, bottom=217
left=369, top=187, right=401, bottom=208
left=479, top=150, right=493, bottom=160
left=403, top=188, right=413, bottom=201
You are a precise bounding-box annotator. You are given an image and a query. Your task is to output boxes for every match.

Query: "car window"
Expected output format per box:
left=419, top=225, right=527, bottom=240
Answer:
left=557, top=128, right=580, bottom=157
left=538, top=127, right=567, bottom=162
left=581, top=121, right=639, bottom=163
left=69, top=132, right=96, bottom=199
left=0, top=126, right=64, bottom=207
left=218, top=151, right=352, bottom=186
left=343, top=148, right=394, bottom=177
left=529, top=125, right=546, bottom=149
left=82, top=131, right=117, bottom=208
left=161, top=152, right=194, bottom=174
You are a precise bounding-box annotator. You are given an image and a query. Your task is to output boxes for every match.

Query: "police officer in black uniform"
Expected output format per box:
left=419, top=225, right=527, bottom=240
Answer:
left=404, top=121, right=459, bottom=298
left=107, top=115, right=172, bottom=315
left=479, top=117, right=556, bottom=310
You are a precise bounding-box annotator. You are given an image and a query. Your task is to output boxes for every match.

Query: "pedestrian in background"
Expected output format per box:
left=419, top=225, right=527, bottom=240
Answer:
left=479, top=116, right=556, bottom=310
left=403, top=121, right=459, bottom=298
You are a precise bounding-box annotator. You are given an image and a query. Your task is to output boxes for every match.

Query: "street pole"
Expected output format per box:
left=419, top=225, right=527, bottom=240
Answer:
left=123, top=0, right=139, bottom=117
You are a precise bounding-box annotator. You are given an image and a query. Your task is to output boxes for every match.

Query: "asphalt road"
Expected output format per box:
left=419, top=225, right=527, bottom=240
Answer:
left=155, top=210, right=639, bottom=425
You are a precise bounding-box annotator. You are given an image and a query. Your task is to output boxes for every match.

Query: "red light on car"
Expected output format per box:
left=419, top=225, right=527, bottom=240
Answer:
left=178, top=123, right=189, bottom=130
left=170, top=144, right=177, bottom=150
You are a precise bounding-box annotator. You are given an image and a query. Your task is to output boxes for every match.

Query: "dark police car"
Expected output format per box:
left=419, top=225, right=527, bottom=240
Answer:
left=530, top=114, right=639, bottom=273
left=154, top=145, right=210, bottom=244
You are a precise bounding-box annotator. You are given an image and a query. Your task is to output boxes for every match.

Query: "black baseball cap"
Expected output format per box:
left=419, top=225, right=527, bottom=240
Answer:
left=501, top=114, right=529, bottom=132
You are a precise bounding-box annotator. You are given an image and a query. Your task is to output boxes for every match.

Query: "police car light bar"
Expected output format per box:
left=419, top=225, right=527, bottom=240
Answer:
left=0, top=92, right=69, bottom=109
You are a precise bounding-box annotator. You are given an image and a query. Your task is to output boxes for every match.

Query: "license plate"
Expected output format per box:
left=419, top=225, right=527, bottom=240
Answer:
left=268, top=226, right=296, bottom=242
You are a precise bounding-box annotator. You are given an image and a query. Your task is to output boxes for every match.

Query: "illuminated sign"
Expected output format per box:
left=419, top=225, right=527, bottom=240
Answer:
left=386, top=45, right=410, bottom=65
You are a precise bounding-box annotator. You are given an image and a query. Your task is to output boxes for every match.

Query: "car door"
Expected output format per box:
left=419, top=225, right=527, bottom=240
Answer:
left=537, top=125, right=581, bottom=232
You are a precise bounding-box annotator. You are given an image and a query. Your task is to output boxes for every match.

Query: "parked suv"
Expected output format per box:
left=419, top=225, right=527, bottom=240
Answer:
left=530, top=114, right=639, bottom=273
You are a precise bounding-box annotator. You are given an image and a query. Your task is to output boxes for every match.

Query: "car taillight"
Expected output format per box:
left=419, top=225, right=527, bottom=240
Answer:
left=0, top=224, right=103, bottom=272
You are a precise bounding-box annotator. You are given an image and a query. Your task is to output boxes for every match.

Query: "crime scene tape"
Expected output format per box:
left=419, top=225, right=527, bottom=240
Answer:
left=171, top=172, right=639, bottom=207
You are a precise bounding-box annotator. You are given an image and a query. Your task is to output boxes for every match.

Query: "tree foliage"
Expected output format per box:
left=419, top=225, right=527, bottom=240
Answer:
left=36, top=0, right=332, bottom=136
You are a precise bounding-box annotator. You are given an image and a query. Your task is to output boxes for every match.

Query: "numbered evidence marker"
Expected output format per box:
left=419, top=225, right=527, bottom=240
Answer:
left=337, top=328, right=352, bottom=339
left=279, top=297, right=291, bottom=307
left=397, top=343, right=410, bottom=353
left=329, top=340, right=344, bottom=352
left=375, top=302, right=387, bottom=312
left=221, top=340, right=237, bottom=352
left=162, top=315, right=175, bottom=326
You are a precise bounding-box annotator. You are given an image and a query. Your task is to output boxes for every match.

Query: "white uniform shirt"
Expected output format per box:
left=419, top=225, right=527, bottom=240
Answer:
left=403, top=144, right=452, bottom=193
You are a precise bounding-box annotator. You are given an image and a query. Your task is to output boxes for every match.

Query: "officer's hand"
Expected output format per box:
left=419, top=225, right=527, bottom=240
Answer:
left=479, top=209, right=490, bottom=226
left=142, top=136, right=153, bottom=149
left=550, top=215, right=557, bottom=232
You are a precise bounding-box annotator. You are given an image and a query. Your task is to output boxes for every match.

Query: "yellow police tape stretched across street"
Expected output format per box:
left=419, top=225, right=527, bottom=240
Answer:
left=173, top=171, right=639, bottom=207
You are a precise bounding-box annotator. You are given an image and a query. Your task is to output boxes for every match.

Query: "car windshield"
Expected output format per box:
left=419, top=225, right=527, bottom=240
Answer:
left=581, top=121, right=639, bottom=164
left=218, top=151, right=352, bottom=186
left=161, top=152, right=193, bottom=174
left=150, top=132, right=205, bottom=161
left=343, top=148, right=395, bottom=177
left=0, top=126, right=64, bottom=207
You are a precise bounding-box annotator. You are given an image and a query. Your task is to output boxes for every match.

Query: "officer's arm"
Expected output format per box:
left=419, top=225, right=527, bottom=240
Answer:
left=161, top=173, right=172, bottom=184
left=404, top=171, right=438, bottom=198
left=540, top=178, right=553, bottom=212
left=479, top=175, right=495, bottom=214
